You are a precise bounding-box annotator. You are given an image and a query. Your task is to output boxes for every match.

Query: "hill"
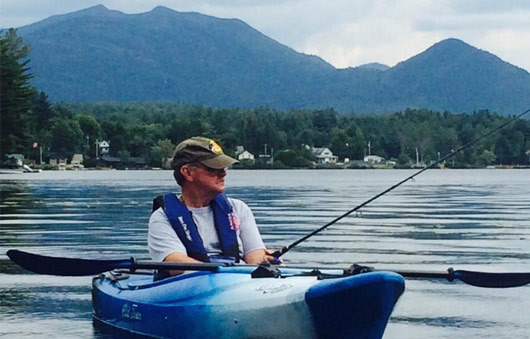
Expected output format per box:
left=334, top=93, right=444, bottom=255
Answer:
left=17, top=5, right=530, bottom=115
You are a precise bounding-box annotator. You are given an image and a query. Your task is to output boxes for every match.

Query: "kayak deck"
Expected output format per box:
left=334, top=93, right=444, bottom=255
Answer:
left=92, top=266, right=404, bottom=338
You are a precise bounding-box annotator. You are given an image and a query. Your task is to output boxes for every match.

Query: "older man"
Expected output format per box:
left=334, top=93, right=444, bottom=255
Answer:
left=148, top=136, right=275, bottom=274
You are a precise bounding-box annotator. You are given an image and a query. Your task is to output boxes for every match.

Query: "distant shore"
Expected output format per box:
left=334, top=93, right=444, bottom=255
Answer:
left=2, top=165, right=529, bottom=174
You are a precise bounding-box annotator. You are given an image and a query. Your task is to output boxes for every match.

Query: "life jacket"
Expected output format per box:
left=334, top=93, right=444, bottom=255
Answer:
left=152, top=193, right=241, bottom=263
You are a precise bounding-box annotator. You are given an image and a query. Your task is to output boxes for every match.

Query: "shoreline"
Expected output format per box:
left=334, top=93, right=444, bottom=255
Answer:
left=1, top=165, right=529, bottom=174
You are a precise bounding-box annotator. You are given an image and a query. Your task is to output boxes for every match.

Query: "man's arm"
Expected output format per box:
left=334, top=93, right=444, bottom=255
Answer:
left=244, top=248, right=276, bottom=264
left=163, top=252, right=203, bottom=275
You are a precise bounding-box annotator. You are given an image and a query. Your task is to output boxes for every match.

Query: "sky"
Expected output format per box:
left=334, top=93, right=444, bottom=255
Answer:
left=2, top=0, right=530, bottom=71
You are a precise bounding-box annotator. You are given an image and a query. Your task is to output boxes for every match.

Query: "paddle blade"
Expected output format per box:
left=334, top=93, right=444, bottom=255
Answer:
left=7, top=250, right=134, bottom=276
left=454, top=270, right=530, bottom=288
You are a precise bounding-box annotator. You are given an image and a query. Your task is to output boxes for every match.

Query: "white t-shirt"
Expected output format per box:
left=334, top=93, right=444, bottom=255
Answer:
left=148, top=197, right=265, bottom=262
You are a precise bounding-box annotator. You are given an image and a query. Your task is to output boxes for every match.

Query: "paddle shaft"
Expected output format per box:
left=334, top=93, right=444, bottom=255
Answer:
left=7, top=250, right=530, bottom=288
left=273, top=108, right=530, bottom=258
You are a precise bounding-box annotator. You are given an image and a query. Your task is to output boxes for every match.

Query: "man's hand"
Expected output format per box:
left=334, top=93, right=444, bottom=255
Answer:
left=244, top=249, right=281, bottom=264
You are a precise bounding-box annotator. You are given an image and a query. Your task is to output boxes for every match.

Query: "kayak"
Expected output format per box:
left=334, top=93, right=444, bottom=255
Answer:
left=9, top=250, right=527, bottom=338
left=92, top=266, right=405, bottom=338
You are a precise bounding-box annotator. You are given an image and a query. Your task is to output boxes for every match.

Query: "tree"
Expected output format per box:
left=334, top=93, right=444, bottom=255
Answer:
left=274, top=149, right=312, bottom=168
left=77, top=114, right=102, bottom=156
left=32, top=91, right=54, bottom=128
left=150, top=139, right=175, bottom=168
left=0, top=29, right=34, bottom=156
left=477, top=149, right=496, bottom=166
left=49, top=118, right=83, bottom=155
left=495, top=130, right=524, bottom=165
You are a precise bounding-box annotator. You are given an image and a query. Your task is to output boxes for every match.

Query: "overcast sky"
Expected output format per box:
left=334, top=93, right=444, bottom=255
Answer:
left=2, top=0, right=530, bottom=71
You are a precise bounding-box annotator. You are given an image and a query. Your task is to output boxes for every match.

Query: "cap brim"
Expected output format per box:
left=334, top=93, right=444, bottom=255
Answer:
left=200, top=154, right=238, bottom=169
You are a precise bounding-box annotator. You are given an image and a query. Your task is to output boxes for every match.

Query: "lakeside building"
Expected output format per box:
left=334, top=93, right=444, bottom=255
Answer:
left=235, top=146, right=256, bottom=164
left=98, top=141, right=110, bottom=156
left=47, top=153, right=68, bottom=169
left=312, top=147, right=338, bottom=164
left=71, top=154, right=84, bottom=169
left=237, top=150, right=255, bottom=163
left=364, top=155, right=385, bottom=164
left=3, top=154, right=24, bottom=167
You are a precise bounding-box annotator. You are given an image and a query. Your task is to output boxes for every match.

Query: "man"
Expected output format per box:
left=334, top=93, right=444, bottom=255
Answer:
left=148, top=136, right=275, bottom=274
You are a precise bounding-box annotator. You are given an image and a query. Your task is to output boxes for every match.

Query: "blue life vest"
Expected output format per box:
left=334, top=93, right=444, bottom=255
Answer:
left=156, top=193, right=241, bottom=263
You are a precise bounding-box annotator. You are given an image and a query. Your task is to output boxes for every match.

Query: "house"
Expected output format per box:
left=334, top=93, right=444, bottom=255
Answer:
left=98, top=141, right=110, bottom=156
left=3, top=154, right=24, bottom=167
left=312, top=147, right=338, bottom=164
left=71, top=154, right=83, bottom=165
left=100, top=154, right=147, bottom=169
left=235, top=146, right=256, bottom=164
left=48, top=153, right=68, bottom=169
left=71, top=154, right=84, bottom=169
left=363, top=155, right=385, bottom=163
left=236, top=150, right=255, bottom=163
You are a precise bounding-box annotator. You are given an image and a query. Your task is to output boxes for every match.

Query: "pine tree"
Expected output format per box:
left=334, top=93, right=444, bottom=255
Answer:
left=0, top=29, right=34, bottom=157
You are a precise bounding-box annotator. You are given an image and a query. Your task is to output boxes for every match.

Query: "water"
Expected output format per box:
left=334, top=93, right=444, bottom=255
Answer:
left=1, top=169, right=529, bottom=338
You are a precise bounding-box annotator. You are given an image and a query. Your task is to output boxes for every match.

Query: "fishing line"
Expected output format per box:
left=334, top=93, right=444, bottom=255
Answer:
left=273, top=108, right=530, bottom=259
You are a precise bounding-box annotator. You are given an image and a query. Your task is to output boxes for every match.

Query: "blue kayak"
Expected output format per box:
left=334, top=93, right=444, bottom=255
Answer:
left=92, top=266, right=404, bottom=338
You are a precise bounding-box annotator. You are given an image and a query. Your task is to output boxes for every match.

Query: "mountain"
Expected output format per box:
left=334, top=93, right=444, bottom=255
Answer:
left=381, top=39, right=530, bottom=114
left=356, top=63, right=390, bottom=71
left=18, top=5, right=332, bottom=108
left=16, top=5, right=530, bottom=115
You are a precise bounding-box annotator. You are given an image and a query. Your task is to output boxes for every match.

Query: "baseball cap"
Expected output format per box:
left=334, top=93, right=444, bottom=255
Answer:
left=172, top=136, right=238, bottom=169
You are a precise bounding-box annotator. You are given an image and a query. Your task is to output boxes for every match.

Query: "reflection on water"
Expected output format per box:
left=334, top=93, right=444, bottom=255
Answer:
left=1, top=169, right=529, bottom=338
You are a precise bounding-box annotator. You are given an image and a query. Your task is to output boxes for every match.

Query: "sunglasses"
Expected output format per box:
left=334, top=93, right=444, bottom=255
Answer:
left=188, top=163, right=226, bottom=176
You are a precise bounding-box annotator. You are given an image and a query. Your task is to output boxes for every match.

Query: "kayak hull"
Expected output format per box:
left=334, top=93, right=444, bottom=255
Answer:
left=92, top=267, right=404, bottom=338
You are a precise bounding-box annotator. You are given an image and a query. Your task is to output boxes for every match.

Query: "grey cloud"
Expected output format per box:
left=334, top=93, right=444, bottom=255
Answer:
left=415, top=11, right=530, bottom=32
left=446, top=0, right=530, bottom=14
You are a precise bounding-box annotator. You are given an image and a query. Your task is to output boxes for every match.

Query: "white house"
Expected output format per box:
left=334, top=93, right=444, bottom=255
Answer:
left=237, top=150, right=255, bottom=162
left=235, top=146, right=255, bottom=164
left=312, top=147, right=338, bottom=164
left=98, top=141, right=110, bottom=155
left=364, top=155, right=385, bottom=163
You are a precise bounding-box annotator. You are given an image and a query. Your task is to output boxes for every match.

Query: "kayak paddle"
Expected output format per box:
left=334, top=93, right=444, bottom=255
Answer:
left=6, top=249, right=221, bottom=276
left=7, top=249, right=530, bottom=288
left=348, top=265, right=530, bottom=288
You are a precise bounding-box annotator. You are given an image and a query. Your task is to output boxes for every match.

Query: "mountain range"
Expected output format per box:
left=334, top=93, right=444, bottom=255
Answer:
left=15, top=5, right=530, bottom=115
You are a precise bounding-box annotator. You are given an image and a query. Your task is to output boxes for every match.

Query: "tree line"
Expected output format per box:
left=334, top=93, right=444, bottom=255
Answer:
left=2, top=29, right=529, bottom=169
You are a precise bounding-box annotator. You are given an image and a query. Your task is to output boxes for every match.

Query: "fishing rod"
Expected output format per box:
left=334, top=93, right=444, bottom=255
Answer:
left=273, top=108, right=530, bottom=259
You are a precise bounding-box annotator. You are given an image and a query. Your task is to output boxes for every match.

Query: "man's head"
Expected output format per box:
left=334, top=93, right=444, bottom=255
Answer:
left=172, top=137, right=237, bottom=186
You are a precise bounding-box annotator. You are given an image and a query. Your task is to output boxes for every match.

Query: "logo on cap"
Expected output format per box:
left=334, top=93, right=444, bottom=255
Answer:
left=209, top=140, right=223, bottom=154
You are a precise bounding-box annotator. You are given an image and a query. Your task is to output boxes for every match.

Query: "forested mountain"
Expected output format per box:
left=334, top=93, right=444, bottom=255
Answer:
left=16, top=5, right=530, bottom=115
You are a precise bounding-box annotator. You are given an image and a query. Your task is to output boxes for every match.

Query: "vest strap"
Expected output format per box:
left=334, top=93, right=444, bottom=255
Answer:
left=155, top=193, right=241, bottom=263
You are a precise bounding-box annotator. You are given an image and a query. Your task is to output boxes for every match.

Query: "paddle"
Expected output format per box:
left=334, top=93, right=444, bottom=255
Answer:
left=7, top=250, right=530, bottom=288
left=375, top=268, right=530, bottom=288
left=6, top=249, right=222, bottom=276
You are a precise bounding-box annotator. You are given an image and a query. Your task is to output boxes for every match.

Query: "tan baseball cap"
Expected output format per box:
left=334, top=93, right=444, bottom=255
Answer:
left=171, top=136, right=238, bottom=169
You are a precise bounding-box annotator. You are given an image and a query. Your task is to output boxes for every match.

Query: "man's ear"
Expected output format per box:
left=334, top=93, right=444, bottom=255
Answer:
left=180, top=165, right=194, bottom=182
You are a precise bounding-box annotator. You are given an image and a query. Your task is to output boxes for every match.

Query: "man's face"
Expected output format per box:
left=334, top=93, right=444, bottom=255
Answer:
left=185, top=163, right=227, bottom=195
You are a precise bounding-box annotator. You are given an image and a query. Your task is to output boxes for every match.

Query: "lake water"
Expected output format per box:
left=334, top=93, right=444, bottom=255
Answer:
left=1, top=169, right=529, bottom=339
